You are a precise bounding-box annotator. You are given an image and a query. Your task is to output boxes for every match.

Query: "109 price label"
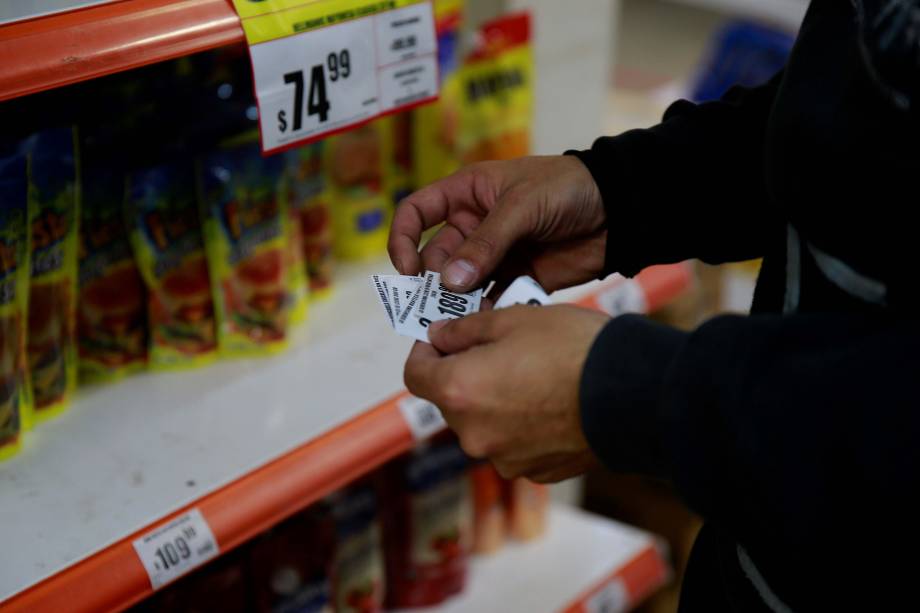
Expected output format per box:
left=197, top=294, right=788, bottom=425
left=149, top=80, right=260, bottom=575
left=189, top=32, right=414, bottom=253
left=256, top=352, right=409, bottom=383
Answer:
left=132, top=509, right=219, bottom=589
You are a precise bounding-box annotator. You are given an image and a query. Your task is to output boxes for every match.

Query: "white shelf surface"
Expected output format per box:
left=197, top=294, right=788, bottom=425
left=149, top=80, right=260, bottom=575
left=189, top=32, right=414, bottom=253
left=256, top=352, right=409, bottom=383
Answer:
left=0, top=0, right=120, bottom=25
left=404, top=505, right=665, bottom=613
left=0, top=256, right=413, bottom=602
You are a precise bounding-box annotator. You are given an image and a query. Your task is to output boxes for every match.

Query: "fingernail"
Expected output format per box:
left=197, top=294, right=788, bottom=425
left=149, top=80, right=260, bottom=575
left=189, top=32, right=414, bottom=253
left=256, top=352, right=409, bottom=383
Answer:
left=427, top=319, right=448, bottom=340
left=394, top=257, right=405, bottom=274
left=443, top=259, right=477, bottom=289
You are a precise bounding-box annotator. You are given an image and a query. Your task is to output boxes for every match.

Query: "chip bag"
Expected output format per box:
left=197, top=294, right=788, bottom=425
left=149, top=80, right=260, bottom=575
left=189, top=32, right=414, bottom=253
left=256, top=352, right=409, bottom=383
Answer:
left=199, top=134, right=292, bottom=356
left=285, top=142, right=334, bottom=298
left=21, top=128, right=80, bottom=423
left=0, top=147, right=30, bottom=457
left=78, top=157, right=147, bottom=383
left=126, top=162, right=217, bottom=369
left=458, top=12, right=534, bottom=163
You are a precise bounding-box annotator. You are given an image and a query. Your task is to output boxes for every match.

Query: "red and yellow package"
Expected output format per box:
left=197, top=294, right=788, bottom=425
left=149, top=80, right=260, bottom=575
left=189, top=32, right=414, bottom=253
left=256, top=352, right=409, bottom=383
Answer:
left=285, top=142, right=334, bottom=299
left=379, top=435, right=472, bottom=608
left=470, top=462, right=506, bottom=554
left=503, top=478, right=549, bottom=542
left=458, top=12, right=534, bottom=164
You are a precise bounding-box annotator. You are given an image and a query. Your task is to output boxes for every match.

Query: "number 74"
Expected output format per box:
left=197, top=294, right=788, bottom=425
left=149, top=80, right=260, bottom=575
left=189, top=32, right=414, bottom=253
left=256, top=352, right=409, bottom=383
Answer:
left=283, top=49, right=351, bottom=130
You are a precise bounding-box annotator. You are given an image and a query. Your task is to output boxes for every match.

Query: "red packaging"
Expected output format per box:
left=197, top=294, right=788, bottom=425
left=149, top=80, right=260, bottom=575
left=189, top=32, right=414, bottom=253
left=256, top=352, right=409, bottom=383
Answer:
left=379, top=436, right=472, bottom=608
left=503, top=478, right=549, bottom=541
left=329, top=481, right=386, bottom=613
left=470, top=462, right=506, bottom=554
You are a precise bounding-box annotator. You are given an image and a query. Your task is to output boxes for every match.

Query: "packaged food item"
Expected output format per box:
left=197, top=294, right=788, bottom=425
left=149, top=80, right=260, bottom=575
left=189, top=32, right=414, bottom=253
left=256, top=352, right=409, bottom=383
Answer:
left=77, top=155, right=147, bottom=383
left=284, top=143, right=334, bottom=298
left=458, top=12, right=534, bottom=163
left=389, top=112, right=415, bottom=206
left=503, top=478, right=549, bottom=541
left=329, top=481, right=386, bottom=613
left=379, top=435, right=472, bottom=608
left=413, top=0, right=465, bottom=186
left=21, top=127, right=80, bottom=422
left=0, top=146, right=30, bottom=457
left=148, top=549, right=249, bottom=613
left=470, top=462, right=506, bottom=554
left=326, top=122, right=392, bottom=261
left=250, top=507, right=335, bottom=613
left=199, top=133, right=292, bottom=356
left=126, top=162, right=217, bottom=369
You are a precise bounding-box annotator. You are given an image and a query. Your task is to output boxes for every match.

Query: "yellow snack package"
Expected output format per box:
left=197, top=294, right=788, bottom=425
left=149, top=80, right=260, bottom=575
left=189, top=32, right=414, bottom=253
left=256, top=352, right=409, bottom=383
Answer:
left=22, top=128, right=80, bottom=424
left=126, top=161, right=217, bottom=370
left=458, top=12, right=534, bottom=164
left=326, top=121, right=393, bottom=261
left=0, top=146, right=30, bottom=458
left=412, top=0, right=465, bottom=186
left=199, top=134, right=292, bottom=357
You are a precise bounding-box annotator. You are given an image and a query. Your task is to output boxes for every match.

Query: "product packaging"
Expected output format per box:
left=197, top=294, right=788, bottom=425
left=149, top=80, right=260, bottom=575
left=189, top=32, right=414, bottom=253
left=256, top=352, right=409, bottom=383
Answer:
left=379, top=435, right=472, bottom=608
left=329, top=481, right=386, bottom=613
left=284, top=142, right=334, bottom=298
left=0, top=146, right=31, bottom=458
left=199, top=134, right=292, bottom=356
left=503, top=478, right=549, bottom=541
left=470, top=461, right=506, bottom=554
left=21, top=127, right=80, bottom=423
left=126, top=161, right=217, bottom=369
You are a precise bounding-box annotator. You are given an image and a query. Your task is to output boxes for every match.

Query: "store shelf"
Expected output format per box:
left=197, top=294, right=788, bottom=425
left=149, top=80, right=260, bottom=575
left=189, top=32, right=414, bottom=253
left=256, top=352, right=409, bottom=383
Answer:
left=0, top=0, right=245, bottom=102
left=401, top=505, right=670, bottom=613
left=667, top=0, right=807, bottom=29
left=0, top=258, right=691, bottom=613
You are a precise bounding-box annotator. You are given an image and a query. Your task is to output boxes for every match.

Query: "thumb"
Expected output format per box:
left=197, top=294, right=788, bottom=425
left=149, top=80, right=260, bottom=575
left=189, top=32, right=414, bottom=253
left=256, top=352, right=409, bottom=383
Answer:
left=441, top=205, right=527, bottom=292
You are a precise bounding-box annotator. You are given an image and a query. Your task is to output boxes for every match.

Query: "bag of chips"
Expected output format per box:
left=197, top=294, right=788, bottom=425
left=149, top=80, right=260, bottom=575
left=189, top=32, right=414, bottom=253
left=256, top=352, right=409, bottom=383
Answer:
left=285, top=142, right=334, bottom=299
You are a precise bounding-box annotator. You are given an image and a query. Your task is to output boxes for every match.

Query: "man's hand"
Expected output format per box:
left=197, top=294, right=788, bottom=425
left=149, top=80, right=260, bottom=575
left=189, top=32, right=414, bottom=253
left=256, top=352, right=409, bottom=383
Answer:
left=404, top=305, right=609, bottom=483
left=388, top=156, right=606, bottom=294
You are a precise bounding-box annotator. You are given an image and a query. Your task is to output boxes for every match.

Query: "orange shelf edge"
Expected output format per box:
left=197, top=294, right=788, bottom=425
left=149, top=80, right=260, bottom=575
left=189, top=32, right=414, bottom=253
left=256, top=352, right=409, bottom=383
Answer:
left=0, top=0, right=245, bottom=102
left=562, top=543, right=671, bottom=613
left=1, top=391, right=415, bottom=613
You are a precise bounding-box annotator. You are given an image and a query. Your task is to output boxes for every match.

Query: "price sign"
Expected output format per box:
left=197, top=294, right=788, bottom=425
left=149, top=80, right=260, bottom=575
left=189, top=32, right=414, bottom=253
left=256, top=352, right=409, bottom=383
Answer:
left=236, top=0, right=439, bottom=153
left=399, top=395, right=447, bottom=441
left=132, top=509, right=219, bottom=589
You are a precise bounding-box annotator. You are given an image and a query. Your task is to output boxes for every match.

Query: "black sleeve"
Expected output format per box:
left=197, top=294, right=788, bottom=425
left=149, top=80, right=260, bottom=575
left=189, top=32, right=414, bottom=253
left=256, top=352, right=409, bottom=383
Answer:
left=569, top=73, right=786, bottom=278
left=580, top=312, right=920, bottom=607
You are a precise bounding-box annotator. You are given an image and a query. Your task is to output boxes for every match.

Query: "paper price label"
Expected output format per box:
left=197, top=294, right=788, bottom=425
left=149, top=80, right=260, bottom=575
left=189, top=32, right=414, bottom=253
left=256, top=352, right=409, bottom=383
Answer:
left=132, top=509, right=219, bottom=589
left=596, top=279, right=647, bottom=318
left=585, top=577, right=629, bottom=613
left=239, top=0, right=438, bottom=153
left=399, top=395, right=446, bottom=440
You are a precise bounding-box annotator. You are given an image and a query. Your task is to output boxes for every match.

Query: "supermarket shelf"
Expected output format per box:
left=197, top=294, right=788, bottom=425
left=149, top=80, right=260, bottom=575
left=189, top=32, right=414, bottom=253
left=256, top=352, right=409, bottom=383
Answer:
left=401, top=505, right=670, bottom=613
left=0, top=259, right=691, bottom=613
left=666, top=0, right=807, bottom=29
left=0, top=0, right=244, bottom=102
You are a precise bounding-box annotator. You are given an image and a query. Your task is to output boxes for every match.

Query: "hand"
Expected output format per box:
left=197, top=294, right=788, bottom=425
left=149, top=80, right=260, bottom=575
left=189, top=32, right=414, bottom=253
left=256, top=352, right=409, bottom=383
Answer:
left=388, top=156, right=606, bottom=294
left=404, top=305, right=610, bottom=483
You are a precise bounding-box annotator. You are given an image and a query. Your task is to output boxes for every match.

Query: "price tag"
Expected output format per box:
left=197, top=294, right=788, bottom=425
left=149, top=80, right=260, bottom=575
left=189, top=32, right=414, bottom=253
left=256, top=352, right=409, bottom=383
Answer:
left=596, top=279, right=647, bottom=318
left=584, top=576, right=629, bottom=613
left=237, top=0, right=438, bottom=153
left=399, top=395, right=447, bottom=441
left=132, top=509, right=219, bottom=589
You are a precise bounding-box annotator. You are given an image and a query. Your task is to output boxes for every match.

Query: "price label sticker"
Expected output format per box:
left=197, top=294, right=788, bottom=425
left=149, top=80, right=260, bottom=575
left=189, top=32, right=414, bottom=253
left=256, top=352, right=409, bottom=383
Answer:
left=132, top=509, right=219, bottom=589
left=596, top=278, right=647, bottom=318
left=399, top=395, right=446, bottom=441
left=585, top=576, right=629, bottom=613
left=236, top=0, right=438, bottom=153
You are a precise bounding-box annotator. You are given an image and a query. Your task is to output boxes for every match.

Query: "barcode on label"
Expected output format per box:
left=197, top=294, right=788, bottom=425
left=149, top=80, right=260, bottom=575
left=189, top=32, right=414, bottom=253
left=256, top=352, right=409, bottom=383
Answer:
left=585, top=576, right=629, bottom=613
left=398, top=395, right=447, bottom=441
left=132, top=509, right=219, bottom=589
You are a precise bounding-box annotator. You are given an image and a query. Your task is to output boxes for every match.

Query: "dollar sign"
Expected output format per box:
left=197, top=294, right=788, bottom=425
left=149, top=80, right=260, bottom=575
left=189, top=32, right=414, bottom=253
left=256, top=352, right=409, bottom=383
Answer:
left=278, top=109, right=287, bottom=133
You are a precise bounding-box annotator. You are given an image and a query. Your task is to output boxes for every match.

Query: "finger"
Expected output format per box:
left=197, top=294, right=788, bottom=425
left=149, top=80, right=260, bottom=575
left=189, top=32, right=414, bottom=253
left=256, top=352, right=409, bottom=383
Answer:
left=403, top=341, right=447, bottom=401
left=428, top=309, right=517, bottom=354
left=388, top=169, right=477, bottom=275
left=419, top=223, right=466, bottom=273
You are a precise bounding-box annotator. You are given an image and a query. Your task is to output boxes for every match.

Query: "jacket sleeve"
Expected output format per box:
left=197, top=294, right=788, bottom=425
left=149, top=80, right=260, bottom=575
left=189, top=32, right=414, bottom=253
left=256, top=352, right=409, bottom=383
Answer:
left=580, top=311, right=920, bottom=607
left=569, top=73, right=786, bottom=277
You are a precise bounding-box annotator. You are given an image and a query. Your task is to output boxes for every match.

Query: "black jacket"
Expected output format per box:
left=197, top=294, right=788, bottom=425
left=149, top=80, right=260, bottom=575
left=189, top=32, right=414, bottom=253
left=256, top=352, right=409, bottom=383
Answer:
left=572, top=1, right=920, bottom=611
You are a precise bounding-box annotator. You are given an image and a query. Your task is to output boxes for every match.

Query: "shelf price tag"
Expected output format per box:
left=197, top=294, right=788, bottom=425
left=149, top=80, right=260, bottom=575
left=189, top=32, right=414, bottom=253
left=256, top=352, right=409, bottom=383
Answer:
left=399, top=395, right=446, bottom=441
left=596, top=278, right=647, bottom=318
left=584, top=576, right=629, bottom=613
left=233, top=0, right=439, bottom=153
left=132, top=509, right=219, bottom=589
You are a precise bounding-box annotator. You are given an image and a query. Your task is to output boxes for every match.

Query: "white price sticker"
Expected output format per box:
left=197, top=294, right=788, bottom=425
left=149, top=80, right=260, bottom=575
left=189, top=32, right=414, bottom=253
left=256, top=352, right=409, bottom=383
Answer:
left=585, top=577, right=629, bottom=613
left=399, top=395, right=447, bottom=441
left=132, top=509, right=219, bottom=589
left=248, top=2, right=438, bottom=153
left=596, top=279, right=647, bottom=318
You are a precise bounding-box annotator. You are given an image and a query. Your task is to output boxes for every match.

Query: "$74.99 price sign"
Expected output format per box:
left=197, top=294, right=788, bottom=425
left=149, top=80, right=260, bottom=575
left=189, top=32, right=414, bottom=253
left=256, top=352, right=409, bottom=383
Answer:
left=234, top=0, right=439, bottom=154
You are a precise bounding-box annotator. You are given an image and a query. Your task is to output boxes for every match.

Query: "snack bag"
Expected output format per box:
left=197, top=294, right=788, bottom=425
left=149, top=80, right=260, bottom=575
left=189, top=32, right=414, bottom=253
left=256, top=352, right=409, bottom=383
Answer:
left=78, top=158, right=147, bottom=383
left=379, top=435, right=472, bottom=608
left=284, top=142, right=334, bottom=298
left=126, top=162, right=217, bottom=369
left=329, top=481, right=386, bottom=613
left=503, top=478, right=549, bottom=541
left=470, top=461, right=506, bottom=554
left=199, top=134, right=292, bottom=356
left=326, top=122, right=392, bottom=261
left=413, top=0, right=465, bottom=186
left=22, top=128, right=80, bottom=422
left=0, top=147, right=30, bottom=457
left=458, top=12, right=534, bottom=163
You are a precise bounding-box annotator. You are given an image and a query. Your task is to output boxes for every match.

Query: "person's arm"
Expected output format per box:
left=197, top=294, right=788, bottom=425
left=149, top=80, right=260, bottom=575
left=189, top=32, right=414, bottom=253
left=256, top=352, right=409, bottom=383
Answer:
left=580, top=311, right=920, bottom=607
left=570, top=73, right=785, bottom=277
